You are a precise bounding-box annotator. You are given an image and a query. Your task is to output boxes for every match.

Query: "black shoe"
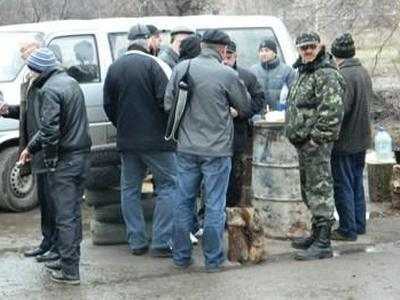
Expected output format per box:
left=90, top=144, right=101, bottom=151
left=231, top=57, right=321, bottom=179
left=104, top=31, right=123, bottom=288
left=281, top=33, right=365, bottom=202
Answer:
left=331, top=229, right=357, bottom=241
left=49, top=270, right=80, bottom=285
left=36, top=251, right=60, bottom=262
left=295, top=221, right=333, bottom=261
left=24, top=247, right=48, bottom=257
left=45, top=260, right=62, bottom=271
left=149, top=247, right=172, bottom=258
left=131, top=246, right=148, bottom=256
left=291, top=223, right=317, bottom=250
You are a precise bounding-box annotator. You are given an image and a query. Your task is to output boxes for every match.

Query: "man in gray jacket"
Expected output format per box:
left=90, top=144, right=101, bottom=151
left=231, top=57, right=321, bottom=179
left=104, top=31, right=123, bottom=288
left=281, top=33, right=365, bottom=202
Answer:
left=330, top=33, right=372, bottom=241
left=164, top=29, right=251, bottom=272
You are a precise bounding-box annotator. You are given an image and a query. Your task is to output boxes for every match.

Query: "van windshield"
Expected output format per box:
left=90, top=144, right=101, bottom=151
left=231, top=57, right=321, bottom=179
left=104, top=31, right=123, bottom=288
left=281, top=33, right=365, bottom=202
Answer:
left=198, top=27, right=283, bottom=68
left=0, top=32, right=42, bottom=82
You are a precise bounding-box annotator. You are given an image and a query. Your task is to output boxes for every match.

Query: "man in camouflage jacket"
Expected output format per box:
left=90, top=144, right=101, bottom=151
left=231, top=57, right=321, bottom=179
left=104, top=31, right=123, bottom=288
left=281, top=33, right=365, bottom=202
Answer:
left=286, top=32, right=345, bottom=261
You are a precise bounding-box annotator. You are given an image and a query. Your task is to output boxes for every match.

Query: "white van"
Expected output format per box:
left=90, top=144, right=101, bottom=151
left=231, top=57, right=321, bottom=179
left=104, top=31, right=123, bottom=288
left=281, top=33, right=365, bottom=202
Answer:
left=0, top=15, right=296, bottom=211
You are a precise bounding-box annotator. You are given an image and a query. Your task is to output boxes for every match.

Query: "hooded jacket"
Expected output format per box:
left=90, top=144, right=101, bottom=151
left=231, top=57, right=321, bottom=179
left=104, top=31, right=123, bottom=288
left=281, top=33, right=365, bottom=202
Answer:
left=286, top=48, right=345, bottom=146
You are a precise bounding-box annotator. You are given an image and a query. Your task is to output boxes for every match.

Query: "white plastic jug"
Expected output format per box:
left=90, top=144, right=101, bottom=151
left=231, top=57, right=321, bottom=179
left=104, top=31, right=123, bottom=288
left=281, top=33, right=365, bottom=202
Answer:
left=374, top=126, right=393, bottom=162
left=278, top=84, right=289, bottom=111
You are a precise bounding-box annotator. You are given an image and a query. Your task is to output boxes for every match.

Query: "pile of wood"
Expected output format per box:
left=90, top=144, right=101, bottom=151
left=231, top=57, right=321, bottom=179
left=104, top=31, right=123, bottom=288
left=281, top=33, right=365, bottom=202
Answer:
left=391, top=164, right=400, bottom=209
left=226, top=207, right=266, bottom=264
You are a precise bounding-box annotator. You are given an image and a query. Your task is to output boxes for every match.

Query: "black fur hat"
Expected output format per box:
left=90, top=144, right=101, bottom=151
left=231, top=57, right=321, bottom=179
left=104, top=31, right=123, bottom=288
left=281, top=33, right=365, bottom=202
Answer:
left=331, top=33, right=355, bottom=58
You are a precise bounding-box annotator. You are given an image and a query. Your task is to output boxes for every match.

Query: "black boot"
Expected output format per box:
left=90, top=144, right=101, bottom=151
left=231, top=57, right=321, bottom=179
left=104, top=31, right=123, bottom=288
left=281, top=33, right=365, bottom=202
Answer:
left=291, top=223, right=316, bottom=250
left=295, top=221, right=333, bottom=261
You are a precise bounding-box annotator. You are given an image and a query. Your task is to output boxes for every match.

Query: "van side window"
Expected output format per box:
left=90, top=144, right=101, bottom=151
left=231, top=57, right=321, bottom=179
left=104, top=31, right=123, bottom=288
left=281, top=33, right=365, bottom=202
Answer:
left=48, top=35, right=100, bottom=83
left=108, top=33, right=128, bottom=61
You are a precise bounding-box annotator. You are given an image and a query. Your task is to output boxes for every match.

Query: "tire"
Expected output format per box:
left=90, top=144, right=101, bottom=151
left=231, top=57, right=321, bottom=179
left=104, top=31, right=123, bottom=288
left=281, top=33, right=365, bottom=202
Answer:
left=0, top=147, right=38, bottom=212
left=84, top=188, right=120, bottom=207
left=85, top=165, right=120, bottom=190
left=91, top=219, right=127, bottom=245
left=93, top=204, right=124, bottom=224
left=90, top=144, right=120, bottom=168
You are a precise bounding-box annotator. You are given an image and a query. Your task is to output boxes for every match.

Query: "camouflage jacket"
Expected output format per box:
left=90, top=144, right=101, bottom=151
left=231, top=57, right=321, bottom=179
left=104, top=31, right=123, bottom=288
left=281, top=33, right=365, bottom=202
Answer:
left=286, top=50, right=345, bottom=146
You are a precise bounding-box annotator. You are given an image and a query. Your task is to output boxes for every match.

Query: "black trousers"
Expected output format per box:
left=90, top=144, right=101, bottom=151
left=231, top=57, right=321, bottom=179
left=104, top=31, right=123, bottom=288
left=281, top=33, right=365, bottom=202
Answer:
left=37, top=173, right=57, bottom=251
left=47, top=152, right=89, bottom=276
left=226, top=151, right=246, bottom=207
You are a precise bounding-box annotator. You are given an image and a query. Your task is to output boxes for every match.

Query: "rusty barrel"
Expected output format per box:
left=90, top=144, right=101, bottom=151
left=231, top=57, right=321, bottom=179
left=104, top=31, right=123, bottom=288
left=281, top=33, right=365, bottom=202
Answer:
left=251, top=120, right=310, bottom=238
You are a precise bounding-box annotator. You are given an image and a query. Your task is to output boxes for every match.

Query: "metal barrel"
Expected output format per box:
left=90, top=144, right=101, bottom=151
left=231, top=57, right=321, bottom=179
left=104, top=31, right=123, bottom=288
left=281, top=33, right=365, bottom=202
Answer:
left=252, top=121, right=310, bottom=238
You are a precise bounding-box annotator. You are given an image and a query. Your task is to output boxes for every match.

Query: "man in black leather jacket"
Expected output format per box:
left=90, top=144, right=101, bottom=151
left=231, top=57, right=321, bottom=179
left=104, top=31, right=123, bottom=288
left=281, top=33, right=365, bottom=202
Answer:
left=19, top=47, right=91, bottom=285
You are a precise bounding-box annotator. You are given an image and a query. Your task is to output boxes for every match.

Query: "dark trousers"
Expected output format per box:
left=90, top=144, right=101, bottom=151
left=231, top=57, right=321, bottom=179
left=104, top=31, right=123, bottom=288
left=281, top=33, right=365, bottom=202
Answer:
left=227, top=151, right=246, bottom=207
left=47, top=152, right=89, bottom=276
left=331, top=151, right=367, bottom=239
left=37, top=173, right=57, bottom=251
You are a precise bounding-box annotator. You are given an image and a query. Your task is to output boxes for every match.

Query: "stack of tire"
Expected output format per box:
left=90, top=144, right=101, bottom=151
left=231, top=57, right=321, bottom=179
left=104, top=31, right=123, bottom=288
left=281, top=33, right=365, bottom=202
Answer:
left=85, top=144, right=154, bottom=245
left=84, top=144, right=126, bottom=245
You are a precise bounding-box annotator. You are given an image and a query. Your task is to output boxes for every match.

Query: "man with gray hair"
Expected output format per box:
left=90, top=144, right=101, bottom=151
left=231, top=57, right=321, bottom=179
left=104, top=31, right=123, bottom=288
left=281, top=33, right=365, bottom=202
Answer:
left=159, top=26, right=194, bottom=68
left=103, top=24, right=176, bottom=258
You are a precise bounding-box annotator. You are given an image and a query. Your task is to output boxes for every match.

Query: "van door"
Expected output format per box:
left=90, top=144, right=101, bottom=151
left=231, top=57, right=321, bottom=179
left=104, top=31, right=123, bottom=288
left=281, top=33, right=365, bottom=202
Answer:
left=48, top=34, right=107, bottom=146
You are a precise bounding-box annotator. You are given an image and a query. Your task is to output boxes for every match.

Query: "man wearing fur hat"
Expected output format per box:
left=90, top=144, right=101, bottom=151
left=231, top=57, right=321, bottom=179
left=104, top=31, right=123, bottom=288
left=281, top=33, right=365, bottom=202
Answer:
left=286, top=32, right=345, bottom=261
left=330, top=33, right=372, bottom=241
left=251, top=38, right=296, bottom=111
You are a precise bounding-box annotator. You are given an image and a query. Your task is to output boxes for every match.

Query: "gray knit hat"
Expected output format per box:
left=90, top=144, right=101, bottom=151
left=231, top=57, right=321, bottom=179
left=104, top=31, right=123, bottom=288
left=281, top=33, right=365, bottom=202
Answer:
left=26, top=47, right=57, bottom=73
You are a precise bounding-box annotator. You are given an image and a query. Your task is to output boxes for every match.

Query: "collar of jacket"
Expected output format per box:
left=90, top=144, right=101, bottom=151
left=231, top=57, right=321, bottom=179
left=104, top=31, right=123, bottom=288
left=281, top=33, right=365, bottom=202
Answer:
left=32, top=68, right=61, bottom=89
left=261, top=57, right=280, bottom=70
left=200, top=48, right=222, bottom=62
left=338, top=57, right=362, bottom=69
left=127, top=44, right=149, bottom=54
left=165, top=46, right=179, bottom=63
left=293, top=47, right=335, bottom=74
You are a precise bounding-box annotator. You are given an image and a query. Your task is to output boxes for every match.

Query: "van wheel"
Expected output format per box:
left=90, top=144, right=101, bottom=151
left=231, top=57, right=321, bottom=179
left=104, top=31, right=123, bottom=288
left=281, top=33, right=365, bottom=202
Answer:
left=0, top=147, right=38, bottom=212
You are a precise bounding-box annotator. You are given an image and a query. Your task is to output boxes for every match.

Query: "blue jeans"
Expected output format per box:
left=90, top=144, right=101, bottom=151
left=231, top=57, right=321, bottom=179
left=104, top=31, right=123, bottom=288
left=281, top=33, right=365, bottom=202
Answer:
left=121, top=151, right=177, bottom=250
left=173, top=153, right=231, bottom=268
left=331, top=151, right=367, bottom=239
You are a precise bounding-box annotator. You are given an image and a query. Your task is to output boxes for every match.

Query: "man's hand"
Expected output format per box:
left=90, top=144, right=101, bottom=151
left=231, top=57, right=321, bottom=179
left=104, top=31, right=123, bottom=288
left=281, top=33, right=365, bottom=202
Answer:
left=230, top=107, right=239, bottom=118
left=0, top=103, right=9, bottom=116
left=18, top=148, right=32, bottom=166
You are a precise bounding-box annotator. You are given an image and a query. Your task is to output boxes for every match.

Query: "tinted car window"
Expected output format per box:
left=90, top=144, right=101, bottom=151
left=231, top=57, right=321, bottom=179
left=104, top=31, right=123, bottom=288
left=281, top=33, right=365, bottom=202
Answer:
left=49, top=35, right=100, bottom=83
left=109, top=33, right=128, bottom=61
left=0, top=32, right=43, bottom=82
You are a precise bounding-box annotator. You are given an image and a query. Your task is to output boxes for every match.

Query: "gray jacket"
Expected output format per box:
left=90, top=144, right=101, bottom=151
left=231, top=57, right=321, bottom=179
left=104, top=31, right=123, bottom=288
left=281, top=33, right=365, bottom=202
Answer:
left=251, top=57, right=296, bottom=110
left=158, top=46, right=179, bottom=69
left=164, top=48, right=251, bottom=157
left=333, top=57, right=372, bottom=154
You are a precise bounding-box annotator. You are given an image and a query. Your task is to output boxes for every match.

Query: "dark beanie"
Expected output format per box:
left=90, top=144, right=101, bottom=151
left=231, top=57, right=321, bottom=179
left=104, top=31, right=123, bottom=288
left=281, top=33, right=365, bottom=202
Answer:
left=179, top=36, right=201, bottom=60
left=331, top=33, right=355, bottom=59
left=259, top=39, right=277, bottom=54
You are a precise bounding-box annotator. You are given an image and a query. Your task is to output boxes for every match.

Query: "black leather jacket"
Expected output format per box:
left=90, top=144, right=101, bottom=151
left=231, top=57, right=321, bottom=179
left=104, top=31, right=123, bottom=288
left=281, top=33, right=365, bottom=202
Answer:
left=24, top=68, right=91, bottom=172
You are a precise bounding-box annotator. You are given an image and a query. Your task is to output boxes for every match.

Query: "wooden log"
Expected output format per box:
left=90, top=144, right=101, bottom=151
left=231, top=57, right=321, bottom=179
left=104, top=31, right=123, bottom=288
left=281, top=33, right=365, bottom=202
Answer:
left=226, top=207, right=266, bottom=264
left=367, top=162, right=394, bottom=202
left=391, top=164, right=400, bottom=209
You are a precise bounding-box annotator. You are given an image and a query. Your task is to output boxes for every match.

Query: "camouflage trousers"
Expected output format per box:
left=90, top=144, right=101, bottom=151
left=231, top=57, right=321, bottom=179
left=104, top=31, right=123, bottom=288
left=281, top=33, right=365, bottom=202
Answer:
left=297, top=142, right=335, bottom=224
